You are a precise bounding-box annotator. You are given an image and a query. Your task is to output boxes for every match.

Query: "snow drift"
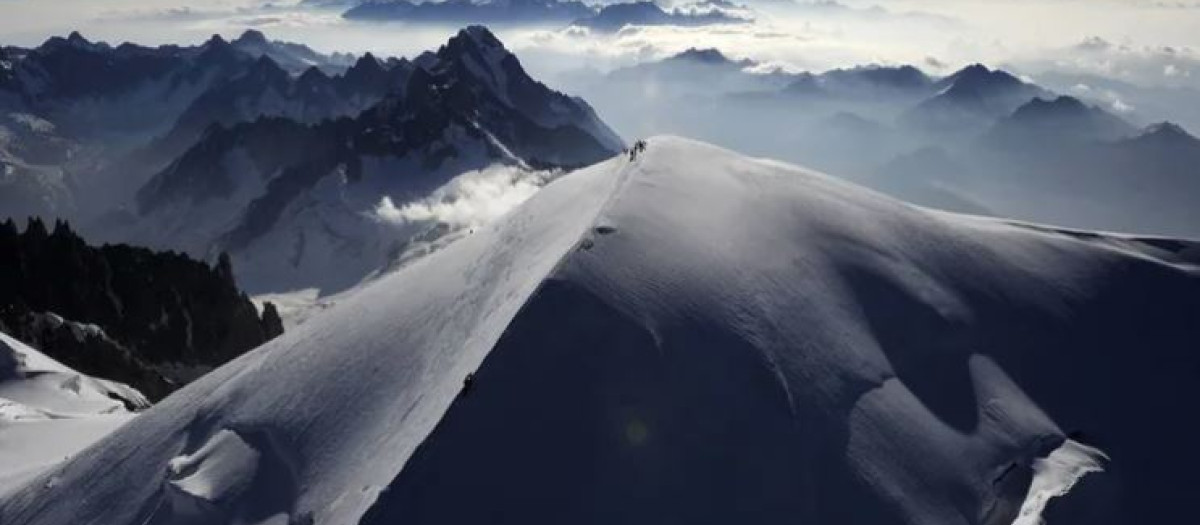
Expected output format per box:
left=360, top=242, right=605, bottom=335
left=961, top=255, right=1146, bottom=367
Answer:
left=0, top=332, right=146, bottom=495
left=3, top=137, right=1199, bottom=525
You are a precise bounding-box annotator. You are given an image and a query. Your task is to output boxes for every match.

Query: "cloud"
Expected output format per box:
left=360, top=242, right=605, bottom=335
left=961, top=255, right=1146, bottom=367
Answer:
left=373, top=165, right=557, bottom=229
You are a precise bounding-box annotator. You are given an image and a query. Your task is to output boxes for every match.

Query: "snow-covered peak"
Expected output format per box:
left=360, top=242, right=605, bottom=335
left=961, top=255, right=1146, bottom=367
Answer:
left=1138, top=121, right=1194, bottom=141
left=4, top=136, right=1198, bottom=525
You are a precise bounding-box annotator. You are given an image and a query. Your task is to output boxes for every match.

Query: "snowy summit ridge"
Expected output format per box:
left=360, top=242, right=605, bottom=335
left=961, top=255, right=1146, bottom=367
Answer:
left=3, top=137, right=1199, bottom=525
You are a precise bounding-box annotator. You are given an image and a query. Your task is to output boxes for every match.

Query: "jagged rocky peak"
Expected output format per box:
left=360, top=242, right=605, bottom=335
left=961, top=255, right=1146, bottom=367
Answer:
left=41, top=30, right=99, bottom=51
left=344, top=51, right=388, bottom=84
left=66, top=31, right=90, bottom=47
left=127, top=25, right=623, bottom=295
left=352, top=51, right=384, bottom=71
left=297, top=65, right=333, bottom=86
left=434, top=25, right=514, bottom=78
left=666, top=47, right=754, bottom=68
left=0, top=218, right=284, bottom=400
left=387, top=25, right=623, bottom=155
left=940, top=63, right=1024, bottom=92
left=247, top=53, right=287, bottom=79
left=205, top=33, right=231, bottom=48
left=234, top=29, right=270, bottom=46
left=194, top=33, right=246, bottom=68
left=674, top=47, right=730, bottom=63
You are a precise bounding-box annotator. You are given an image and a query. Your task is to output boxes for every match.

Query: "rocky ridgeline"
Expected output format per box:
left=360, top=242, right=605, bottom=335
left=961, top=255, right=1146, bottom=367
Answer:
left=0, top=218, right=283, bottom=401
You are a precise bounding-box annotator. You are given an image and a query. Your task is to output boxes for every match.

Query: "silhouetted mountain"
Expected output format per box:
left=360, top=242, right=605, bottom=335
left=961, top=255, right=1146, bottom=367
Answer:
left=572, top=1, right=748, bottom=32
left=344, top=0, right=594, bottom=23
left=889, top=117, right=1200, bottom=237
left=784, top=64, right=932, bottom=99
left=159, top=51, right=412, bottom=151
left=1103, top=122, right=1200, bottom=205
left=984, top=95, right=1137, bottom=149
left=1125, top=121, right=1200, bottom=151
left=0, top=34, right=269, bottom=221
left=0, top=218, right=282, bottom=400
left=673, top=47, right=743, bottom=65
left=1, top=32, right=255, bottom=138
left=0, top=31, right=414, bottom=225
left=903, top=64, right=1050, bottom=133
left=131, top=26, right=623, bottom=293
left=607, top=47, right=791, bottom=94
left=230, top=29, right=356, bottom=74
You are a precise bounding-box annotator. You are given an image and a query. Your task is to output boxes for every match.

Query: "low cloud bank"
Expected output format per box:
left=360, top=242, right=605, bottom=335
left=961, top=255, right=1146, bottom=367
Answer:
left=374, top=165, right=556, bottom=230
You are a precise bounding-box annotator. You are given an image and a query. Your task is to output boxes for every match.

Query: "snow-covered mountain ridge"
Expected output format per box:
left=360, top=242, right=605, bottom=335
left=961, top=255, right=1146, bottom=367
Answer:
left=124, top=26, right=622, bottom=295
left=2, top=137, right=1198, bottom=525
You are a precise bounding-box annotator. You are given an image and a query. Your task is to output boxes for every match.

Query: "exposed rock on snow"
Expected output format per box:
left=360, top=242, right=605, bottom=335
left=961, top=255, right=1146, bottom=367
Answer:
left=0, top=218, right=284, bottom=400
left=2, top=137, right=1198, bottom=525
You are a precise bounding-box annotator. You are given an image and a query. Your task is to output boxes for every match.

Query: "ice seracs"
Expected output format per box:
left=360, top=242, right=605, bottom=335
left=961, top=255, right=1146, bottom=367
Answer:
left=3, top=137, right=1198, bottom=525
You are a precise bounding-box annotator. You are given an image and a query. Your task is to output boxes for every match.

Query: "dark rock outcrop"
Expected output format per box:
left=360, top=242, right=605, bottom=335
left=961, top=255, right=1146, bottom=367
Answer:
left=0, top=218, right=283, bottom=400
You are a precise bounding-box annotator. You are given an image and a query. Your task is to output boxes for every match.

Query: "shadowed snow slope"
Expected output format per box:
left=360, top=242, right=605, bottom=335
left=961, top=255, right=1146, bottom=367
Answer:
left=3, top=137, right=1200, bottom=525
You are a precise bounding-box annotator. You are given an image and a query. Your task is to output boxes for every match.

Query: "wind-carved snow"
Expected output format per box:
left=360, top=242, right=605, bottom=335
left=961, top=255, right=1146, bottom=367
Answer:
left=0, top=332, right=145, bottom=495
left=373, top=164, right=556, bottom=229
left=1011, top=439, right=1108, bottom=525
left=2, top=137, right=1198, bottom=525
left=167, top=429, right=260, bottom=504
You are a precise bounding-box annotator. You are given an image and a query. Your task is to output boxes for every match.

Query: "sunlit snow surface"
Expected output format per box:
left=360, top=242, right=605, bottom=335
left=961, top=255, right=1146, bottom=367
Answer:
left=2, top=137, right=1198, bottom=525
left=1012, top=439, right=1107, bottom=525
left=0, top=333, right=143, bottom=495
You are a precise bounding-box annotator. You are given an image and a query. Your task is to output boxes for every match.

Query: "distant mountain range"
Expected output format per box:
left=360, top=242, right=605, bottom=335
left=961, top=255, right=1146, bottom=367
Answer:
left=583, top=50, right=1200, bottom=237
left=127, top=26, right=620, bottom=293
left=0, top=27, right=623, bottom=295
left=572, top=1, right=750, bottom=32
left=900, top=64, right=1052, bottom=133
left=0, top=30, right=403, bottom=225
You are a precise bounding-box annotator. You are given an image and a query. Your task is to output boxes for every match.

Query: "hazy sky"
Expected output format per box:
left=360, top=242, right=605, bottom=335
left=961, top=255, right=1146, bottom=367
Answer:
left=2, top=0, right=1199, bottom=90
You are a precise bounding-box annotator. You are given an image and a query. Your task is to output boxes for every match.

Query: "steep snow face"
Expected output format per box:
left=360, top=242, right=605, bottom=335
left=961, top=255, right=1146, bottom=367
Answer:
left=0, top=146, right=627, bottom=525
left=4, top=137, right=1200, bottom=525
left=0, top=332, right=145, bottom=495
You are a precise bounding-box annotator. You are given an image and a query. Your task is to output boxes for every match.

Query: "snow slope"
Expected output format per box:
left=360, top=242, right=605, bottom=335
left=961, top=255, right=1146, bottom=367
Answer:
left=0, top=332, right=145, bottom=495
left=3, top=137, right=1199, bottom=525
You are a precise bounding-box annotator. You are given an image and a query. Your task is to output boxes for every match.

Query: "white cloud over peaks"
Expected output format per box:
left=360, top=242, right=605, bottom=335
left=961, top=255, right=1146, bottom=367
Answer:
left=374, top=165, right=557, bottom=230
